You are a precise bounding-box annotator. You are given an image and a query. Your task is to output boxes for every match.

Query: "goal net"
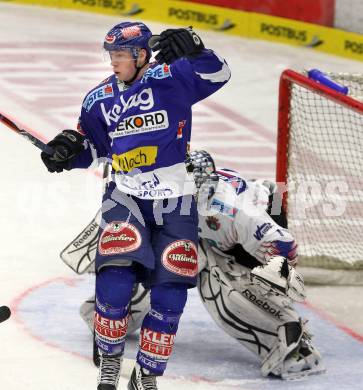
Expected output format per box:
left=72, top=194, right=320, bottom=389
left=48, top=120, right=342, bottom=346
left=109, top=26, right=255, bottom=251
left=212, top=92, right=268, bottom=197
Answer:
left=276, top=69, right=363, bottom=285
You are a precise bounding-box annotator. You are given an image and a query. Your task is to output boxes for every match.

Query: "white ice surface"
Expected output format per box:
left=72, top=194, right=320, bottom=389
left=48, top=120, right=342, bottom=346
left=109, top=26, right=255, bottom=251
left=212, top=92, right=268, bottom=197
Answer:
left=0, top=3, right=363, bottom=390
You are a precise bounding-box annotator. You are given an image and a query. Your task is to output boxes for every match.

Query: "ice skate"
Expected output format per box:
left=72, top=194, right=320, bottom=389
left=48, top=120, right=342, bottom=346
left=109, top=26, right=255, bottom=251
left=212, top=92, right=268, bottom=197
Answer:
left=278, top=334, right=326, bottom=379
left=127, top=363, right=158, bottom=390
left=97, top=353, right=123, bottom=390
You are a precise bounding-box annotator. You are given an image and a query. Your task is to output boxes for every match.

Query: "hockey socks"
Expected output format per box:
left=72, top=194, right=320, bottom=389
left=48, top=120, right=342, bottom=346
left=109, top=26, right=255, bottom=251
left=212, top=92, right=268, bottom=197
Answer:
left=95, top=266, right=136, bottom=355
left=136, top=284, right=188, bottom=375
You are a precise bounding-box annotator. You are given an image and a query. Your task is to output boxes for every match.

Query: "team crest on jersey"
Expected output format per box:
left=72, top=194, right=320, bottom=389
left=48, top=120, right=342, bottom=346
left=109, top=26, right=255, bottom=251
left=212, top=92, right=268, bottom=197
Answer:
left=162, top=240, right=198, bottom=277
left=98, top=221, right=141, bottom=255
left=206, top=216, right=221, bottom=231
left=83, top=83, right=114, bottom=112
left=142, top=64, right=172, bottom=83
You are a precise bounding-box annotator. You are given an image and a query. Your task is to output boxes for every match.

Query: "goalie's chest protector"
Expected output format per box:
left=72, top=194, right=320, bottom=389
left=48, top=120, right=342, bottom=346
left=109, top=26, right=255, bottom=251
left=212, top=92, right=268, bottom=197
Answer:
left=198, top=176, right=271, bottom=252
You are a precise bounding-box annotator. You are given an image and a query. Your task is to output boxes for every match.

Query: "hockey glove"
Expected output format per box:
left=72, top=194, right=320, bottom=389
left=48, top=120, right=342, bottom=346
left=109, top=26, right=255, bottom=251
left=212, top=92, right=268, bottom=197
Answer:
left=250, top=256, right=306, bottom=302
left=149, top=27, right=204, bottom=65
left=41, top=129, right=85, bottom=173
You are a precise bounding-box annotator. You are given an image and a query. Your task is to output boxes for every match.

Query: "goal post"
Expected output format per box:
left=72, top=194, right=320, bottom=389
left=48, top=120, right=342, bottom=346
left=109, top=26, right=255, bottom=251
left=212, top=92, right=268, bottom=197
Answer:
left=276, top=69, right=363, bottom=285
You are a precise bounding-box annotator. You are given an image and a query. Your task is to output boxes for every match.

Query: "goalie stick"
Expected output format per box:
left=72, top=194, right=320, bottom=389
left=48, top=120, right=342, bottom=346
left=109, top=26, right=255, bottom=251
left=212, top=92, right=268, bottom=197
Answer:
left=0, top=306, right=11, bottom=324
left=0, top=111, right=53, bottom=155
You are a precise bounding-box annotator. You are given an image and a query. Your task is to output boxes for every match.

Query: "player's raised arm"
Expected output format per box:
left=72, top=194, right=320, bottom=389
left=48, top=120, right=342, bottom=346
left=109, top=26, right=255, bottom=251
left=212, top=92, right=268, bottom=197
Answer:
left=150, top=27, right=231, bottom=104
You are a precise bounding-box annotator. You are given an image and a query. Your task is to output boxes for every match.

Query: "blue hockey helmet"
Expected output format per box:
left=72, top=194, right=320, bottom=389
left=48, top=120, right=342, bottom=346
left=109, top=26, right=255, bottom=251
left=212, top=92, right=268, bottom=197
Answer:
left=103, top=21, right=152, bottom=60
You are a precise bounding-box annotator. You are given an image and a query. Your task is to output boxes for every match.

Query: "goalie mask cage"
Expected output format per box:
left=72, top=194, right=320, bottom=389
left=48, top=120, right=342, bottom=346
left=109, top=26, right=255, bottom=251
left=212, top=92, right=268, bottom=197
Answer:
left=276, top=69, right=363, bottom=285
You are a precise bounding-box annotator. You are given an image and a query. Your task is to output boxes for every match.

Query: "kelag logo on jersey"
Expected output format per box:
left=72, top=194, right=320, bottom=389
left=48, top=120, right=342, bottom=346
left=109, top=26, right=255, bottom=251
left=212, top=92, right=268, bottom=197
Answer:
left=121, top=88, right=154, bottom=112
left=101, top=88, right=155, bottom=126
left=111, top=110, right=169, bottom=138
left=142, top=64, right=172, bottom=83
left=112, top=146, right=158, bottom=172
left=83, top=83, right=114, bottom=112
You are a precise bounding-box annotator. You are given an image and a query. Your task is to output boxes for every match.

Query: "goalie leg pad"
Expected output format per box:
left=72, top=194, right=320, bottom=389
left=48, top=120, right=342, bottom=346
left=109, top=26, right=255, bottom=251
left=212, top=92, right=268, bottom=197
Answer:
left=198, top=240, right=300, bottom=360
left=95, top=266, right=136, bottom=355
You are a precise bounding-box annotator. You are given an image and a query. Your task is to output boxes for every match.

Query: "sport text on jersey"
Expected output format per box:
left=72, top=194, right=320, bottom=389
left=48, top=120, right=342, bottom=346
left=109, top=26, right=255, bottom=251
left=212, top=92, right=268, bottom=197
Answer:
left=101, top=88, right=155, bottom=126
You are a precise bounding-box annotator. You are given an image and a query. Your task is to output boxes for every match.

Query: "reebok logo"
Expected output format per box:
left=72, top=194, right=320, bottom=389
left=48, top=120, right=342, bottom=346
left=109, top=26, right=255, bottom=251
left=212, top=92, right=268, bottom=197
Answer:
left=242, top=289, right=283, bottom=319
left=73, top=221, right=99, bottom=248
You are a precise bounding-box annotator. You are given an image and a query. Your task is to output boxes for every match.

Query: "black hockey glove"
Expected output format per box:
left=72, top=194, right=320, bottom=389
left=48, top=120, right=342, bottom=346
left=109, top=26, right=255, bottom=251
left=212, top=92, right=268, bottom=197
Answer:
left=41, top=129, right=85, bottom=173
left=149, top=27, right=204, bottom=65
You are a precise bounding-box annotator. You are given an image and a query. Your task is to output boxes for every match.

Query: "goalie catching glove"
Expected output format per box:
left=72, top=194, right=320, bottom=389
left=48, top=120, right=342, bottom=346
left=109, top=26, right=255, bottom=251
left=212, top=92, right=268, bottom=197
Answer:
left=250, top=256, right=306, bottom=302
left=41, top=130, right=85, bottom=173
left=149, top=27, right=204, bottom=65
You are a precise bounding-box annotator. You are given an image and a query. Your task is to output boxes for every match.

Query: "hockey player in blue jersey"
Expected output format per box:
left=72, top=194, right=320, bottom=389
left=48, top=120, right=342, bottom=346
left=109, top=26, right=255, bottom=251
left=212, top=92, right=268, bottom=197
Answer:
left=41, top=21, right=230, bottom=390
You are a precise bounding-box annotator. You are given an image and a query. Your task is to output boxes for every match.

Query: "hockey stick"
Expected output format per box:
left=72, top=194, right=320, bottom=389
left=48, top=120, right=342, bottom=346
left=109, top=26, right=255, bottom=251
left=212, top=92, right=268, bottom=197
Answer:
left=0, top=306, right=11, bottom=324
left=0, top=111, right=53, bottom=155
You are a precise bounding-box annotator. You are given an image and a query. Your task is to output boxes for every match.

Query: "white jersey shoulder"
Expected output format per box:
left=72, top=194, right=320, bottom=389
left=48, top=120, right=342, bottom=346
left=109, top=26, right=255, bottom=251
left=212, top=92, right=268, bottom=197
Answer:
left=198, top=172, right=294, bottom=261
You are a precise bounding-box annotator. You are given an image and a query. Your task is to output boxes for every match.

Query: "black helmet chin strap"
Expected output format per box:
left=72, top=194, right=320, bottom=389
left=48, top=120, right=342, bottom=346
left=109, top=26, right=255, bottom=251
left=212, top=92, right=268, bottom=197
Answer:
left=124, top=58, right=148, bottom=85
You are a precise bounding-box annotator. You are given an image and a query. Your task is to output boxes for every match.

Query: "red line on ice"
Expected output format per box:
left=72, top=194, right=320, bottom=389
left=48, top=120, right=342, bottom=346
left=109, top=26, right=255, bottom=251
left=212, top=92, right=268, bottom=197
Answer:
left=9, top=277, right=91, bottom=362
left=304, top=300, right=363, bottom=343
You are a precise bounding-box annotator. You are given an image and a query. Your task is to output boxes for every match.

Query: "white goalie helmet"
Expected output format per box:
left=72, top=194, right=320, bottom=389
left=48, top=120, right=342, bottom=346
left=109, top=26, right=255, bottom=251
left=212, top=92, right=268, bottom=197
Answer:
left=186, top=150, right=218, bottom=190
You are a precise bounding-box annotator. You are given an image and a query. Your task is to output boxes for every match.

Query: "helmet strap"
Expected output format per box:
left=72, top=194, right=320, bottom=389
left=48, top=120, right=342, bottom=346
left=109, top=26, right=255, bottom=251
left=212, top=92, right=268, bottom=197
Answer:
left=124, top=60, right=147, bottom=85
left=124, top=49, right=149, bottom=85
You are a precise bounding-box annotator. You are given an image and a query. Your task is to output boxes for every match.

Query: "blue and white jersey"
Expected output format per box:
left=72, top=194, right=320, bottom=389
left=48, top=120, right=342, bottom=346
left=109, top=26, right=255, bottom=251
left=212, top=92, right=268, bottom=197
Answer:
left=198, top=170, right=298, bottom=266
left=72, top=50, right=231, bottom=199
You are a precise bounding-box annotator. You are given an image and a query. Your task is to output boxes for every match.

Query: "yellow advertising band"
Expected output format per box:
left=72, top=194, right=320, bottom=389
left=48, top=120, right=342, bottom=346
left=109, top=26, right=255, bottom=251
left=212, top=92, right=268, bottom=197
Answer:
left=2, top=0, right=363, bottom=62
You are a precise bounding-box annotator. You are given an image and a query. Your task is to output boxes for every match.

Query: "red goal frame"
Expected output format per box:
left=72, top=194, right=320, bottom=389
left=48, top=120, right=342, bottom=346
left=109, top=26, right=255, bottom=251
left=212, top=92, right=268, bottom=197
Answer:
left=276, top=69, right=363, bottom=213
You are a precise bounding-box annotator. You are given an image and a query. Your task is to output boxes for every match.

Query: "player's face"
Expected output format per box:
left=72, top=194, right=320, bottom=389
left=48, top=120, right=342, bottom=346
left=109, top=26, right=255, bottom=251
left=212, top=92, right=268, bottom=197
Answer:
left=109, top=49, right=137, bottom=81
